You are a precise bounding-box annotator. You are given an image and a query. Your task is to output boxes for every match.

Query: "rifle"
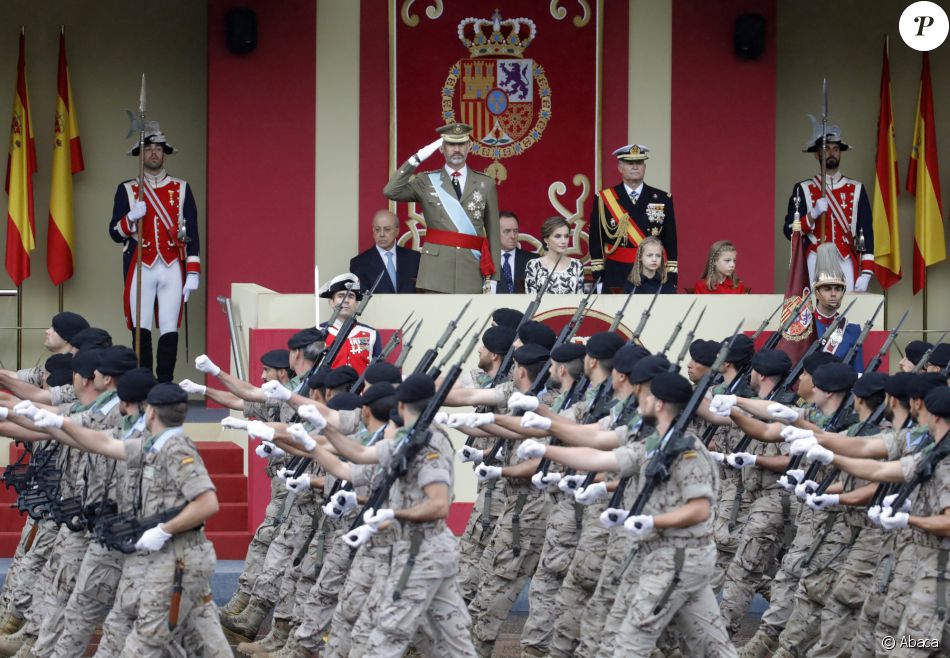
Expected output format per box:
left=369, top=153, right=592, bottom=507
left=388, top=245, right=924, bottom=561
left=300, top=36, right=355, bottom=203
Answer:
left=350, top=314, right=414, bottom=393
left=626, top=289, right=660, bottom=343
left=659, top=300, right=696, bottom=357
left=412, top=300, right=470, bottom=375
left=913, top=330, right=949, bottom=372
left=611, top=287, right=640, bottom=334
left=428, top=319, right=478, bottom=380
left=93, top=504, right=188, bottom=554
left=841, top=299, right=884, bottom=366
left=672, top=306, right=706, bottom=371
left=395, top=319, right=423, bottom=369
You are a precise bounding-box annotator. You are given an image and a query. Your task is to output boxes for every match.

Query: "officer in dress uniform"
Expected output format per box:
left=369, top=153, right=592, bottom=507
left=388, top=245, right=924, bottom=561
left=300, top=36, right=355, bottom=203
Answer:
left=783, top=119, right=874, bottom=291
left=812, top=243, right=864, bottom=371
left=384, top=123, right=501, bottom=294
left=108, top=122, right=200, bottom=382
left=317, top=273, right=380, bottom=374
left=588, top=144, right=678, bottom=292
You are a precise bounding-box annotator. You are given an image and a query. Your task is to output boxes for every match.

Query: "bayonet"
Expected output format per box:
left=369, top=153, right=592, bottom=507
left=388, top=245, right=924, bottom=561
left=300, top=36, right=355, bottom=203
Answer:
left=660, top=300, right=695, bottom=357
left=395, top=319, right=422, bottom=370
left=673, top=306, right=706, bottom=370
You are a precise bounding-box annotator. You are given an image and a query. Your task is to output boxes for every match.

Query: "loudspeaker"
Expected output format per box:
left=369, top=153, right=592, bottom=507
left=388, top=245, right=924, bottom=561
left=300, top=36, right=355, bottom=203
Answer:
left=734, top=13, right=765, bottom=60
left=226, top=7, right=257, bottom=54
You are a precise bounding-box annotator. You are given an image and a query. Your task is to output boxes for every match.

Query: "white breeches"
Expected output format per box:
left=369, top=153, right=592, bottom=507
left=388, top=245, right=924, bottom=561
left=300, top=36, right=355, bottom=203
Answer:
left=129, top=260, right=183, bottom=334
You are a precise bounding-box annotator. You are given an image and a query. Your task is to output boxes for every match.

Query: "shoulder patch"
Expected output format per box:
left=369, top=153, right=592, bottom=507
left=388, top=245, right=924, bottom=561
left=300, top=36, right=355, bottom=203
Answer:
left=682, top=451, right=698, bottom=460
left=180, top=457, right=195, bottom=465
left=425, top=451, right=440, bottom=461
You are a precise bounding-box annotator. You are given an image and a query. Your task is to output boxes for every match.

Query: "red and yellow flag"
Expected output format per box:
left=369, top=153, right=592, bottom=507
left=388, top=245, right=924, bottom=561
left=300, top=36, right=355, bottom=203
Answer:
left=906, top=53, right=945, bottom=295
left=871, top=37, right=901, bottom=289
left=47, top=31, right=84, bottom=285
left=4, top=31, right=37, bottom=287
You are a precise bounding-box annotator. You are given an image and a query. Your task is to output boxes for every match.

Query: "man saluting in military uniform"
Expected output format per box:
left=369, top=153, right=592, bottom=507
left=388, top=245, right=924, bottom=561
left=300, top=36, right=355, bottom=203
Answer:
left=384, top=123, right=501, bottom=294
left=588, top=144, right=678, bottom=292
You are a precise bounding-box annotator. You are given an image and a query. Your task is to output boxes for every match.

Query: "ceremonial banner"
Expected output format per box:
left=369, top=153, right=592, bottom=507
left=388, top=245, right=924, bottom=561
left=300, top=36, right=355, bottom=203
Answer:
left=4, top=32, right=37, bottom=287
left=47, top=31, right=84, bottom=286
left=776, top=230, right=814, bottom=364
left=871, top=37, right=900, bottom=289
left=359, top=0, right=628, bottom=262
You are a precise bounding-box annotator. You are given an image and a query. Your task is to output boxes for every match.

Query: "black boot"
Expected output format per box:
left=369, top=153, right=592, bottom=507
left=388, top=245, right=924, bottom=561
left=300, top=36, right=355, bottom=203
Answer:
left=131, top=329, right=153, bottom=372
left=155, top=332, right=179, bottom=383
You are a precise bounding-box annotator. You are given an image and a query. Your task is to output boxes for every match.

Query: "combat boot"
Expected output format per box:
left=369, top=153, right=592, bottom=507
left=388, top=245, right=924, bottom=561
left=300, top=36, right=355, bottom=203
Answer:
left=738, top=629, right=779, bottom=658
left=221, top=596, right=272, bottom=643
left=237, top=617, right=291, bottom=655
left=769, top=649, right=796, bottom=658
left=222, top=589, right=251, bottom=616
left=0, top=626, right=30, bottom=658
left=0, top=611, right=23, bottom=637
left=521, top=647, right=546, bottom=658
left=10, top=637, right=34, bottom=658
left=260, top=633, right=311, bottom=658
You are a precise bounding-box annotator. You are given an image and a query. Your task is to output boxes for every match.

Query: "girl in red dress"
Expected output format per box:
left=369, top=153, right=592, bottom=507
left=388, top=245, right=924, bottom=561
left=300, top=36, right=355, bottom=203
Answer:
left=694, top=239, right=748, bottom=294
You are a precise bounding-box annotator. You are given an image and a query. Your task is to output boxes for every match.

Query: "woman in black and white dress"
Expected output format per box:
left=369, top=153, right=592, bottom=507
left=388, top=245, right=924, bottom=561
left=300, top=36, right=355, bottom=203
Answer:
left=524, top=217, right=584, bottom=294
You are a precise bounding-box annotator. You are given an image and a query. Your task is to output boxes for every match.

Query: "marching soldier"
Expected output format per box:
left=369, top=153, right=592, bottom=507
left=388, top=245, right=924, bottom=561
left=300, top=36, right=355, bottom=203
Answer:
left=588, top=144, right=677, bottom=292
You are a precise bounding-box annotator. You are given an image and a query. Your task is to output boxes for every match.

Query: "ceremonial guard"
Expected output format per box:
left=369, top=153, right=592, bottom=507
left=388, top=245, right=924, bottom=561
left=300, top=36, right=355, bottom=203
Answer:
left=811, top=244, right=864, bottom=369
left=384, top=123, right=501, bottom=294
left=783, top=118, right=873, bottom=291
left=588, top=144, right=677, bottom=291
left=108, top=123, right=200, bottom=382
left=318, top=273, right=380, bottom=374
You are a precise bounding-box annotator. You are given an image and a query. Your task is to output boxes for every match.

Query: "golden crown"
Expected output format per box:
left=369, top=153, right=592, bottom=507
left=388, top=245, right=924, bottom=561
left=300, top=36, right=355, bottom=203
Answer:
left=458, top=10, right=536, bottom=58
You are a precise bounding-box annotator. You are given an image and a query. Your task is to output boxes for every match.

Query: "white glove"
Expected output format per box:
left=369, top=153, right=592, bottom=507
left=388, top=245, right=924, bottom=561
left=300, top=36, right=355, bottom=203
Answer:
left=447, top=413, right=495, bottom=428
left=32, top=409, right=64, bottom=429
left=412, top=138, right=443, bottom=164
left=331, top=489, right=358, bottom=514
left=521, top=412, right=552, bottom=431
left=558, top=474, right=585, bottom=495
left=13, top=400, right=39, bottom=419
left=287, top=424, right=317, bottom=451
left=809, top=197, right=829, bottom=220
left=789, top=436, right=819, bottom=456
left=276, top=467, right=292, bottom=481
left=475, top=463, right=503, bottom=482
left=600, top=507, right=629, bottom=528
left=880, top=507, right=909, bottom=531
left=867, top=505, right=883, bottom=525
left=262, top=380, right=292, bottom=402
left=531, top=471, right=561, bottom=491
left=128, top=200, right=147, bottom=221
left=623, top=514, right=655, bottom=539
left=178, top=379, right=207, bottom=396
left=806, top=493, right=839, bottom=511
left=574, top=481, right=608, bottom=505
left=709, top=394, right=738, bottom=416
left=456, top=446, right=483, bottom=463
left=247, top=420, right=276, bottom=442
left=708, top=451, right=725, bottom=463
left=806, top=444, right=834, bottom=465
left=0, top=407, right=7, bottom=421
left=768, top=403, right=800, bottom=423
left=854, top=272, right=872, bottom=292
left=363, top=508, right=395, bottom=531
left=517, top=439, right=547, bottom=460
left=778, top=469, right=805, bottom=491
left=882, top=493, right=911, bottom=514
left=286, top=474, right=311, bottom=493
left=135, top=524, right=172, bottom=552
left=182, top=272, right=200, bottom=302
left=434, top=412, right=449, bottom=424
left=780, top=425, right=814, bottom=443
left=343, top=524, right=376, bottom=548
left=255, top=441, right=285, bottom=459
left=794, top=480, right=820, bottom=499
left=297, top=405, right=328, bottom=433
left=322, top=500, right=343, bottom=519
left=194, top=355, right=220, bottom=377
left=508, top=392, right=540, bottom=413
left=726, top=452, right=757, bottom=468
left=221, top=416, right=248, bottom=430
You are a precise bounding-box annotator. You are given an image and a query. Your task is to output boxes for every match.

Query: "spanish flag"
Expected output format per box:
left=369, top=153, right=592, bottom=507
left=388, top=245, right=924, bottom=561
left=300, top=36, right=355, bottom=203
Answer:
left=906, top=53, right=945, bottom=295
left=47, top=31, right=84, bottom=285
left=4, top=31, right=36, bottom=287
left=871, top=36, right=901, bottom=289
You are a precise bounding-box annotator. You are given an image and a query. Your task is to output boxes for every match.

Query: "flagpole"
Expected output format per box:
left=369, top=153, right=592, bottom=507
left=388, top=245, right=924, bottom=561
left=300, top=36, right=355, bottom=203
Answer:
left=16, top=286, right=22, bottom=369
left=58, top=284, right=63, bottom=312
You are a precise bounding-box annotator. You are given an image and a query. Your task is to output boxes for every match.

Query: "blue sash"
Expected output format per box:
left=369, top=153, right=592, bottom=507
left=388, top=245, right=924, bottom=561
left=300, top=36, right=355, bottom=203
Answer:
left=427, top=172, right=481, bottom=261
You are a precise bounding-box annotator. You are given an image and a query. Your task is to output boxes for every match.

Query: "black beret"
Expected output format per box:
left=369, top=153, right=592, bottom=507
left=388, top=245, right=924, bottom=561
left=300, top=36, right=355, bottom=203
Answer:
left=630, top=354, right=671, bottom=384
left=905, top=340, right=933, bottom=366
left=287, top=328, right=325, bottom=350
left=325, top=366, right=359, bottom=390
left=924, top=386, right=950, bottom=418
left=117, top=367, right=157, bottom=403
left=364, top=362, right=402, bottom=385
left=518, top=321, right=557, bottom=350
left=852, top=372, right=889, bottom=399
left=751, top=349, right=792, bottom=378
left=307, top=370, right=327, bottom=391
left=44, top=353, right=73, bottom=387
left=885, top=372, right=916, bottom=400
left=72, top=349, right=102, bottom=379
left=586, top=332, right=625, bottom=360
left=146, top=382, right=189, bottom=406
left=513, top=344, right=550, bottom=366
left=550, top=342, right=586, bottom=363
left=650, top=372, right=693, bottom=405
left=930, top=344, right=950, bottom=368
left=396, top=374, right=435, bottom=403
left=492, top=308, right=524, bottom=330
left=327, top=392, right=362, bottom=411
left=389, top=407, right=404, bottom=427
left=688, top=339, right=720, bottom=367
left=723, top=334, right=754, bottom=364
left=358, top=382, right=397, bottom=406
left=261, top=349, right=290, bottom=370
left=69, top=328, right=112, bottom=350
left=483, top=325, right=517, bottom=355
left=812, top=362, right=858, bottom=393
left=908, top=372, right=946, bottom=400
left=96, top=346, right=138, bottom=376
left=613, top=345, right=651, bottom=375
left=803, top=351, right=840, bottom=375
left=51, top=312, right=89, bottom=342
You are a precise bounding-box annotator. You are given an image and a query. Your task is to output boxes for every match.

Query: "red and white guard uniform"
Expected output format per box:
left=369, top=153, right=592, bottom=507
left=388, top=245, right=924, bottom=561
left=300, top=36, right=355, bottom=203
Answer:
left=320, top=321, right=379, bottom=374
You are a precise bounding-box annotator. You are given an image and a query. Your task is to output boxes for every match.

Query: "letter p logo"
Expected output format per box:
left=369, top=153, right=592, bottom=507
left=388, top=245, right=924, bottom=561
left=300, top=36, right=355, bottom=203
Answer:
left=901, top=2, right=949, bottom=50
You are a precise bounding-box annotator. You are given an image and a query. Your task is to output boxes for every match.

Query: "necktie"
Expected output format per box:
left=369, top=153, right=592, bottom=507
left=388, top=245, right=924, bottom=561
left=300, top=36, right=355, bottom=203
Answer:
left=385, top=251, right=397, bottom=290
left=630, top=190, right=639, bottom=205
left=451, top=171, right=463, bottom=199
left=502, top=253, right=514, bottom=294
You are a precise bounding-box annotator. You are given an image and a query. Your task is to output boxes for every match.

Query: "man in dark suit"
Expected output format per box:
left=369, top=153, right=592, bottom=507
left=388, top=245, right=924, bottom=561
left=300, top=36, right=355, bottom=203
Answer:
left=588, top=144, right=677, bottom=291
left=495, top=210, right=538, bottom=294
left=349, top=209, right=420, bottom=293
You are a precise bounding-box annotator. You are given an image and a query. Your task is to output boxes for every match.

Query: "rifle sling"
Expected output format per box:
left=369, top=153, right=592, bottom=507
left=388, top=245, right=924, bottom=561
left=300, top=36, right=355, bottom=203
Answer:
left=393, top=530, right=423, bottom=601
left=651, top=547, right=685, bottom=615
left=511, top=493, right=528, bottom=557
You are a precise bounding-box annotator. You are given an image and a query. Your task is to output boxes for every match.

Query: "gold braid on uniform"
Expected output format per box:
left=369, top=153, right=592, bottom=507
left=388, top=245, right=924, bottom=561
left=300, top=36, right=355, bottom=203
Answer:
left=597, top=196, right=632, bottom=266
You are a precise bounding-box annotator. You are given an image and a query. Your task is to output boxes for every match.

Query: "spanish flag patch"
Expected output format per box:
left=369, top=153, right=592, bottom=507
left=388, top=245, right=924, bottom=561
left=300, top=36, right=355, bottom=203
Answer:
left=425, top=452, right=439, bottom=461
left=682, top=451, right=698, bottom=460
left=180, top=457, right=195, bottom=465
